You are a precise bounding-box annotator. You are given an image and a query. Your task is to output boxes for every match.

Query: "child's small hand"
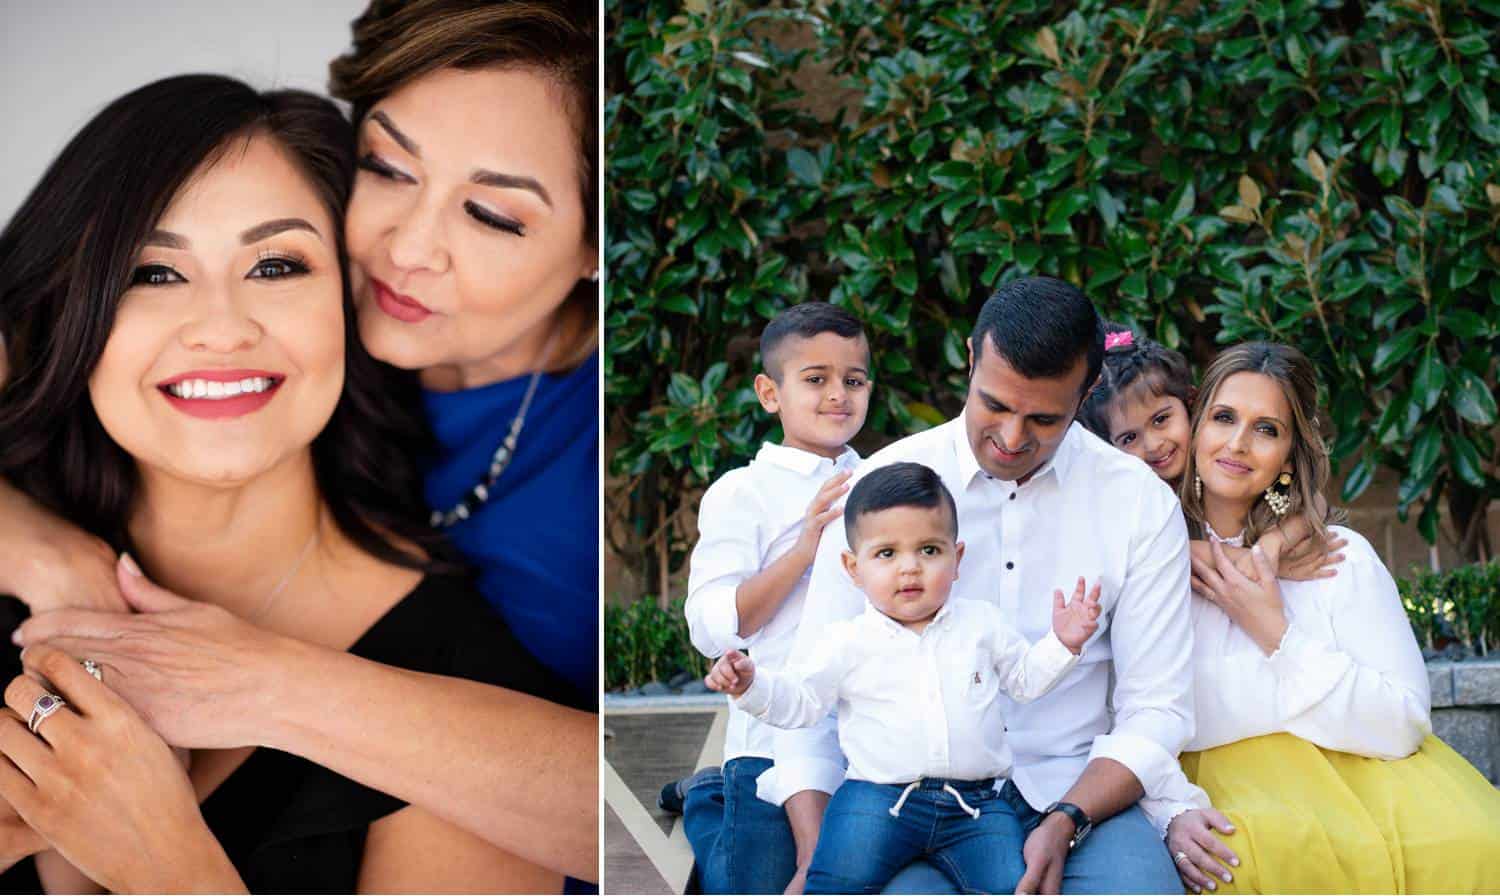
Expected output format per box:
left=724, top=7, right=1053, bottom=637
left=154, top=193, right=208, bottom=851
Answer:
left=795, top=471, right=852, bottom=559
left=1052, top=577, right=1102, bottom=654
left=705, top=649, right=756, bottom=697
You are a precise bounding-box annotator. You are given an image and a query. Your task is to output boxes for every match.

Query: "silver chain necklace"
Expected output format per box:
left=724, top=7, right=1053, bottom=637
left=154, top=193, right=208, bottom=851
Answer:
left=430, top=330, right=557, bottom=529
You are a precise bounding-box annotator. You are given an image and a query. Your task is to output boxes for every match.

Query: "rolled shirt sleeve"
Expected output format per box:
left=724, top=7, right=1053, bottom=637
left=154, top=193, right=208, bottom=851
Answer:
left=1088, top=480, right=1195, bottom=797
left=684, top=473, right=760, bottom=659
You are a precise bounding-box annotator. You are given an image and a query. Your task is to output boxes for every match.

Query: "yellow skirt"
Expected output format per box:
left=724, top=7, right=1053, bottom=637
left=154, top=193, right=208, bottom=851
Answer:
left=1181, top=733, right=1500, bottom=893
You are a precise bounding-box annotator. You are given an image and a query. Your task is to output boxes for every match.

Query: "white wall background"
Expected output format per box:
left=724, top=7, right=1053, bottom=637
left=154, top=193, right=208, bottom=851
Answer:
left=0, top=0, right=370, bottom=223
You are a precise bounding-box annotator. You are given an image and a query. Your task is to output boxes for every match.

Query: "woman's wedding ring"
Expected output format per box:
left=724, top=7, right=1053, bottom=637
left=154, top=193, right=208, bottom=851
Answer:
left=1174, top=851, right=1190, bottom=864
left=27, top=693, right=66, bottom=734
left=81, top=659, right=102, bottom=681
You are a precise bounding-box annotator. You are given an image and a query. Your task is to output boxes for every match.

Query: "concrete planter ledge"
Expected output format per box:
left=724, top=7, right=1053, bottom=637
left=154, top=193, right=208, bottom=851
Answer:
left=1428, top=658, right=1500, bottom=783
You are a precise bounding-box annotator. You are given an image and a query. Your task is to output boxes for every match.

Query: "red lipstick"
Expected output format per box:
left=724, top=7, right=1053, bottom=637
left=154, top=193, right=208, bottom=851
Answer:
left=372, top=278, right=433, bottom=323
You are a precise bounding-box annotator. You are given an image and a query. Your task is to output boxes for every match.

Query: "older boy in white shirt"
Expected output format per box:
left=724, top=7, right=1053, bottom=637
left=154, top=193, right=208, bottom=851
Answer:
left=708, top=462, right=1103, bottom=894
left=670, top=302, right=872, bottom=894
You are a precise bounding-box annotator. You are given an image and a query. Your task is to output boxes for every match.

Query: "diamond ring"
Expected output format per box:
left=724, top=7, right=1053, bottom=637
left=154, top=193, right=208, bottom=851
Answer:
left=27, top=693, right=66, bottom=734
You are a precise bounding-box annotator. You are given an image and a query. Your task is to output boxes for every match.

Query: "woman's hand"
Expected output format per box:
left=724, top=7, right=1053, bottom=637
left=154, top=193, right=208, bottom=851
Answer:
left=13, top=555, right=296, bottom=751
left=0, top=644, right=244, bottom=892
left=1192, top=541, right=1291, bottom=655
left=1166, top=808, right=1239, bottom=893
left=0, top=480, right=125, bottom=615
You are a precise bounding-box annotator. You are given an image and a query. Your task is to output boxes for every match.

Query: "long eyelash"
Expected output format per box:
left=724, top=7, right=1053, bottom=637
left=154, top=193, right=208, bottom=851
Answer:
left=256, top=249, right=309, bottom=268
left=465, top=200, right=525, bottom=236
left=357, top=153, right=403, bottom=180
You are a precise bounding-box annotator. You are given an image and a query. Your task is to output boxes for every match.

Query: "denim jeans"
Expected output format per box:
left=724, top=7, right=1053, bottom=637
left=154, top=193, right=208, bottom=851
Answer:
left=806, top=778, right=1026, bottom=895
left=883, top=779, right=1181, bottom=894
left=682, top=757, right=798, bottom=894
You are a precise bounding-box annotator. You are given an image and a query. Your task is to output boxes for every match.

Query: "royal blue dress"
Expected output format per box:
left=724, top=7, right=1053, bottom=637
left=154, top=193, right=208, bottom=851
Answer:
left=422, top=353, right=598, bottom=706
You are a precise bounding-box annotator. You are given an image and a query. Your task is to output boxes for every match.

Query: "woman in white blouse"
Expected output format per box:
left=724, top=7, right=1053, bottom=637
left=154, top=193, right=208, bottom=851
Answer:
left=1150, top=341, right=1500, bottom=893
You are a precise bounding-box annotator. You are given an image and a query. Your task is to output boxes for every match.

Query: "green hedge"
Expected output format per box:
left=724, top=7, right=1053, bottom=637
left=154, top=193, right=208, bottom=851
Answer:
left=606, top=0, right=1500, bottom=598
left=605, top=597, right=711, bottom=690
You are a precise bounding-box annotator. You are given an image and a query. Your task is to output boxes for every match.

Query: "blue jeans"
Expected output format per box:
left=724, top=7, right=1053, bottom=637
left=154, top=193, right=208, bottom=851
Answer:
left=683, top=757, right=797, bottom=894
left=807, top=778, right=1026, bottom=895
left=883, top=780, right=1181, bottom=894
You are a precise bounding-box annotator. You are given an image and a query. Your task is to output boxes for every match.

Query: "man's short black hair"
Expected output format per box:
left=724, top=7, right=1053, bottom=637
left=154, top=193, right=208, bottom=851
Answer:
left=970, top=276, right=1104, bottom=396
left=844, top=462, right=958, bottom=545
left=760, top=302, right=867, bottom=382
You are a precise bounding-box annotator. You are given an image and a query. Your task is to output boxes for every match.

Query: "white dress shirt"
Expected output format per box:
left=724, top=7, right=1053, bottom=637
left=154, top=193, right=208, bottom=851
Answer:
left=1139, top=524, right=1433, bottom=834
left=685, top=442, right=861, bottom=762
left=735, top=599, right=1080, bottom=784
left=759, top=416, right=1194, bottom=810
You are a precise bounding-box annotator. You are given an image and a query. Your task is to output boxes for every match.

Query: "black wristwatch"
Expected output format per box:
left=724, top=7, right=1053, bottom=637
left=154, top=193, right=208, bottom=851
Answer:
left=1042, top=801, right=1093, bottom=849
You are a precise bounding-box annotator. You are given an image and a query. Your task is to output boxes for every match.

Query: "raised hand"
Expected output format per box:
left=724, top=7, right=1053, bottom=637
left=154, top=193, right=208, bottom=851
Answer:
left=1196, top=541, right=1290, bottom=655
left=793, top=471, right=852, bottom=562
left=1051, top=578, right=1102, bottom=654
left=704, top=649, right=756, bottom=697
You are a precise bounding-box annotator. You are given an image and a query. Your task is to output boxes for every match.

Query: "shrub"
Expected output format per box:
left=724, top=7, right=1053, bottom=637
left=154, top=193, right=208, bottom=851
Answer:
left=1400, top=561, right=1500, bottom=655
left=605, top=596, right=711, bottom=690
left=607, top=0, right=1500, bottom=598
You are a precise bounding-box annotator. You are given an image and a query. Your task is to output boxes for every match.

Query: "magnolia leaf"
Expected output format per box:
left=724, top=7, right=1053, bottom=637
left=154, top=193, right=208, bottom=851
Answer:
left=1219, top=205, right=1256, bottom=223
left=1037, top=27, right=1060, bottom=65
left=1306, top=149, right=1327, bottom=184
left=1238, top=175, right=1262, bottom=210
left=1487, top=183, right=1500, bottom=206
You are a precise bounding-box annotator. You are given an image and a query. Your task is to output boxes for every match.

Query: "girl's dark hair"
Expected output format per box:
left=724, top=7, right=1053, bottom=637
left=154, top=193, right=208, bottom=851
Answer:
left=1077, top=322, right=1195, bottom=441
left=0, top=74, right=453, bottom=572
left=329, top=0, right=598, bottom=370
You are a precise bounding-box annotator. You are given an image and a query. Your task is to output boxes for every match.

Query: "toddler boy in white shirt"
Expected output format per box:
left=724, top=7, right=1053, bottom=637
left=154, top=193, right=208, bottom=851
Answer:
left=707, top=462, right=1102, bottom=895
left=671, top=302, right=872, bottom=895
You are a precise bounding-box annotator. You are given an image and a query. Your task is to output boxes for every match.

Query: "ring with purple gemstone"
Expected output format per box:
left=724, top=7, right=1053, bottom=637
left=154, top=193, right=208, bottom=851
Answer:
left=27, top=693, right=66, bottom=734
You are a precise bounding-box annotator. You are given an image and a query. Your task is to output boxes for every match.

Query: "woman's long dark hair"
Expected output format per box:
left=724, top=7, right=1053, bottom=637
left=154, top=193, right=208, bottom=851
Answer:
left=0, top=74, right=453, bottom=572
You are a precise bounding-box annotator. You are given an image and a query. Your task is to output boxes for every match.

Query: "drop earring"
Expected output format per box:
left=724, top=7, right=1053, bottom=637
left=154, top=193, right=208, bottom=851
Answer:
left=1194, top=473, right=1203, bottom=503
left=1264, top=471, right=1293, bottom=516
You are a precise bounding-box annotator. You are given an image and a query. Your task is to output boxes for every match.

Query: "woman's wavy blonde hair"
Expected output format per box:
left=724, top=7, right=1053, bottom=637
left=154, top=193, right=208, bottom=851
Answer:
left=329, top=0, right=598, bottom=370
left=1178, top=341, right=1341, bottom=546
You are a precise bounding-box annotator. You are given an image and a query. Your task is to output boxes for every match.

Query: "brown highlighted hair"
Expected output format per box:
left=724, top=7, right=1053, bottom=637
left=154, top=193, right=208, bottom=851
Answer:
left=1178, top=341, right=1340, bottom=547
left=329, top=0, right=598, bottom=369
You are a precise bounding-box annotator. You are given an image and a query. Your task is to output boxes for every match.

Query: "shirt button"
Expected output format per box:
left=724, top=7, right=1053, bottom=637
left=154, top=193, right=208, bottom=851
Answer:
left=1009, top=492, right=1017, bottom=501
left=1006, top=561, right=1015, bottom=570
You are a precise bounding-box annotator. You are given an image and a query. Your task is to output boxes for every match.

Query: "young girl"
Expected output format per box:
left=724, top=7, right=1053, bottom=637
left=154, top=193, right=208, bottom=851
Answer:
left=1079, top=326, right=1343, bottom=612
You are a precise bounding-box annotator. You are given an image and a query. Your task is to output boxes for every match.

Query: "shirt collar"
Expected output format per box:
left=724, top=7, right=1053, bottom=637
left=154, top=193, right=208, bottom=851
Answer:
left=859, top=599, right=952, bottom=635
left=754, top=442, right=859, bottom=477
left=951, top=412, right=1081, bottom=488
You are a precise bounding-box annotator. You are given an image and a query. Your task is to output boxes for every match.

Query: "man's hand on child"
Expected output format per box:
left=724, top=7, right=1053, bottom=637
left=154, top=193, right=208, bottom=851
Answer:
left=1052, top=577, right=1102, bottom=654
left=794, top=471, right=852, bottom=561
left=705, top=649, right=756, bottom=697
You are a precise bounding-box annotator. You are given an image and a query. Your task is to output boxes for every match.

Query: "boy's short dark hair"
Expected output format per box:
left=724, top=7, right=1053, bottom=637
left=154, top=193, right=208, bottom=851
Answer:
left=844, top=462, right=958, bottom=545
left=760, top=302, right=867, bottom=382
left=970, top=276, right=1103, bottom=396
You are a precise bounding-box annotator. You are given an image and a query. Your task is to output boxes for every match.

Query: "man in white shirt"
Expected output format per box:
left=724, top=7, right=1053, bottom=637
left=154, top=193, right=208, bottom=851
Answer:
left=761, top=277, right=1193, bottom=894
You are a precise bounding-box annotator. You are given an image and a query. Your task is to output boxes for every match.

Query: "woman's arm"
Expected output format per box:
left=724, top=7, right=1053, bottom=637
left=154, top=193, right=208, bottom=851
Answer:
left=1192, top=537, right=1430, bottom=758
left=0, top=478, right=124, bottom=613
left=358, top=803, right=563, bottom=893
left=17, top=560, right=599, bottom=882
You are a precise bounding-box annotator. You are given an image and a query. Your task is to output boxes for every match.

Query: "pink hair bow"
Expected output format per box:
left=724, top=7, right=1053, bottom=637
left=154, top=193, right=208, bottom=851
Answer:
left=1105, top=330, right=1135, bottom=350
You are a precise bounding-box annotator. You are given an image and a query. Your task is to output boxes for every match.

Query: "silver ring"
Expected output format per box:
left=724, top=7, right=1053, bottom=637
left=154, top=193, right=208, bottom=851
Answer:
left=27, top=694, right=66, bottom=734
left=81, top=660, right=102, bottom=682
left=1173, top=850, right=1190, bottom=864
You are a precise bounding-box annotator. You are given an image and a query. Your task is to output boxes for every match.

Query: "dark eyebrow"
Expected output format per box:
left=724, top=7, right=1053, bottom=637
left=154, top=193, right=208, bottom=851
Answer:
left=977, top=389, right=1061, bottom=421
left=144, top=230, right=188, bottom=249
left=370, top=111, right=419, bottom=157
left=472, top=169, right=552, bottom=208
left=240, top=218, right=321, bottom=245
left=1211, top=404, right=1287, bottom=428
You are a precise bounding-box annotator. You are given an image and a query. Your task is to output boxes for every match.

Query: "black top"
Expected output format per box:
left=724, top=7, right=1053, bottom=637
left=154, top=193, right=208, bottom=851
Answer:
left=0, top=573, right=580, bottom=893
